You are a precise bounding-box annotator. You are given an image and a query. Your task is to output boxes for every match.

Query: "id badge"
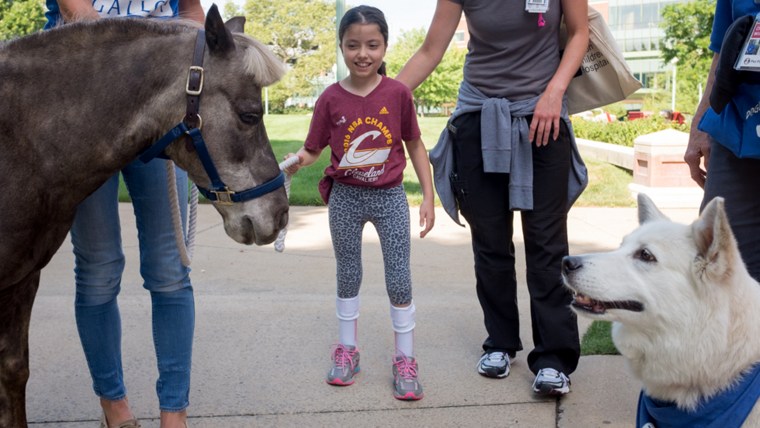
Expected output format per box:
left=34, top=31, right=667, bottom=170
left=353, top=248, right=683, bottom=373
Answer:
left=526, top=0, right=549, bottom=14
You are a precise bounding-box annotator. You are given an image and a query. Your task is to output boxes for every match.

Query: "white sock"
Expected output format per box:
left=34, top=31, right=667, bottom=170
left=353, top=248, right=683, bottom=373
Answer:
left=390, top=302, right=416, bottom=357
left=336, top=296, right=360, bottom=347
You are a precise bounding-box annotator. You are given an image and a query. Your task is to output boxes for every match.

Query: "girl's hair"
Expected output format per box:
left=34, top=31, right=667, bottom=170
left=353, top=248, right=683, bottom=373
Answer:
left=338, top=5, right=388, bottom=76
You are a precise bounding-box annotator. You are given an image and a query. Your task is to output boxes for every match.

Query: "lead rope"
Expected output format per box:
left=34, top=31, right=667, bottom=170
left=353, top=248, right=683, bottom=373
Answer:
left=167, top=160, right=198, bottom=267
left=274, top=156, right=300, bottom=253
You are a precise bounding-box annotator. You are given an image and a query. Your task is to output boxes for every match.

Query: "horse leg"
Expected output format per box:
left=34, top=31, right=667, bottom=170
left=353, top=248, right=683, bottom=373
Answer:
left=0, top=272, right=40, bottom=428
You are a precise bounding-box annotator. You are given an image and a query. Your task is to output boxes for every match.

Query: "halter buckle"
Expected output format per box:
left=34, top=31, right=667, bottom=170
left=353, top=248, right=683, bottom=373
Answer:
left=186, top=65, right=205, bottom=96
left=184, top=113, right=203, bottom=130
left=212, top=187, right=236, bottom=205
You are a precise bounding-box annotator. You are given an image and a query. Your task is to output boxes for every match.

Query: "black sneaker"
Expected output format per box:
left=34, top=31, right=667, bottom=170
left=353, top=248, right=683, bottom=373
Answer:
left=532, top=368, right=570, bottom=395
left=477, top=351, right=510, bottom=378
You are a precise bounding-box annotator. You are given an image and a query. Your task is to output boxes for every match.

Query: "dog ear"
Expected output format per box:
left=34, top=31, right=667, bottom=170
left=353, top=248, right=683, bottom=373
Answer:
left=637, top=193, right=668, bottom=224
left=692, top=197, right=740, bottom=281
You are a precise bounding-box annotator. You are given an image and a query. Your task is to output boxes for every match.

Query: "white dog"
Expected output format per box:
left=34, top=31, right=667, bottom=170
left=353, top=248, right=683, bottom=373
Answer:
left=562, top=194, right=760, bottom=427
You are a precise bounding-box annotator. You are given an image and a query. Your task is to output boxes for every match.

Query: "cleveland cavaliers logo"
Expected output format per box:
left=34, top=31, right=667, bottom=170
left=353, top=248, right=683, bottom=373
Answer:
left=338, top=130, right=391, bottom=169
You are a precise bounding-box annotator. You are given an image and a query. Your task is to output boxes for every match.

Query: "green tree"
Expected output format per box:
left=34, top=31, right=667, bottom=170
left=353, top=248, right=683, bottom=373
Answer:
left=227, top=0, right=335, bottom=112
left=386, top=28, right=465, bottom=115
left=659, top=0, right=715, bottom=113
left=0, top=0, right=46, bottom=40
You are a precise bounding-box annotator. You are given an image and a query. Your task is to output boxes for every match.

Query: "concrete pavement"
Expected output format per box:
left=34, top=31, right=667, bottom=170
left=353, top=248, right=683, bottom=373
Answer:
left=26, top=203, right=701, bottom=427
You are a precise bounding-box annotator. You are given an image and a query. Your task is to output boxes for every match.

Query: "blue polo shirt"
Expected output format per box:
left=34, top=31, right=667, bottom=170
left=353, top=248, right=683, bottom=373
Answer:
left=698, top=0, right=760, bottom=159
left=44, top=0, right=180, bottom=29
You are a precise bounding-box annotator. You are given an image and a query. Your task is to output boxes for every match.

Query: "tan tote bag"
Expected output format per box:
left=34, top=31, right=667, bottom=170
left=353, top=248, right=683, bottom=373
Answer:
left=561, top=7, right=643, bottom=115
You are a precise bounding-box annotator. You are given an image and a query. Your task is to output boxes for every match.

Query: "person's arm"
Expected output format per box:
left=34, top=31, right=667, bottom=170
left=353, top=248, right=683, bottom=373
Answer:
left=395, top=0, right=462, bottom=91
left=684, top=53, right=719, bottom=188
left=405, top=137, right=436, bottom=238
left=55, top=0, right=100, bottom=22
left=530, top=0, right=588, bottom=146
left=178, top=0, right=205, bottom=24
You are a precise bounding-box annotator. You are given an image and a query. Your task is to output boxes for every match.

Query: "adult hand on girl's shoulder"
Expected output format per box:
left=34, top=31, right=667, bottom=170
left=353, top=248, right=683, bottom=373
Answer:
left=418, top=199, right=435, bottom=238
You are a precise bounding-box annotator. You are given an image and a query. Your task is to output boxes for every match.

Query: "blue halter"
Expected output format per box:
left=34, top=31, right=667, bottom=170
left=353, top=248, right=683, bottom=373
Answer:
left=140, top=29, right=284, bottom=205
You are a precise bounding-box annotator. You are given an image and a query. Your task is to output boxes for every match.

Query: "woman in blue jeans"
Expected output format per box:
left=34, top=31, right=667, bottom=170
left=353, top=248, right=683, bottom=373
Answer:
left=44, top=1, right=204, bottom=427
left=71, top=159, right=194, bottom=428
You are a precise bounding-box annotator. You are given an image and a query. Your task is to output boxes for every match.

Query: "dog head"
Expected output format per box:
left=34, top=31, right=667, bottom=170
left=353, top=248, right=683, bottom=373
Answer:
left=562, top=193, right=742, bottom=328
left=562, top=194, right=760, bottom=408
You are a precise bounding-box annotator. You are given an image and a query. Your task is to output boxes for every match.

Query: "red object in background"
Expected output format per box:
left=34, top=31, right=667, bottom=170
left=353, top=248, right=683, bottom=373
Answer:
left=628, top=111, right=645, bottom=120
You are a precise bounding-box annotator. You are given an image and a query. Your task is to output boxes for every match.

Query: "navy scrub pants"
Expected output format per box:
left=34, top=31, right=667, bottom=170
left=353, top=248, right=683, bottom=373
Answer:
left=702, top=139, right=760, bottom=282
left=450, top=111, right=580, bottom=376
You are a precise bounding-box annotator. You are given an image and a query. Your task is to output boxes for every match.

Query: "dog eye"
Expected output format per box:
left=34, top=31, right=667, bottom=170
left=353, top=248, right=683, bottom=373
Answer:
left=637, top=248, right=657, bottom=263
left=239, top=112, right=261, bottom=125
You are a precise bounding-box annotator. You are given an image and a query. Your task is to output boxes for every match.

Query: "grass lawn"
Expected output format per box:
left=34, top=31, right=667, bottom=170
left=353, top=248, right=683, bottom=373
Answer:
left=580, top=320, right=618, bottom=355
left=121, top=114, right=634, bottom=208
left=263, top=114, right=634, bottom=208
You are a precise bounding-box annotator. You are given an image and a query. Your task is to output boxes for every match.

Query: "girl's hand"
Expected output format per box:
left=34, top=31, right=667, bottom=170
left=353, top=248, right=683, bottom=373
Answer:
left=418, top=198, right=435, bottom=238
left=283, top=153, right=302, bottom=175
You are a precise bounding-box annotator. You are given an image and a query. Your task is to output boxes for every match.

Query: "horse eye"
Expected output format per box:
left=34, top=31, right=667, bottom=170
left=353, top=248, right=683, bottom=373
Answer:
left=239, top=112, right=261, bottom=125
left=637, top=248, right=657, bottom=263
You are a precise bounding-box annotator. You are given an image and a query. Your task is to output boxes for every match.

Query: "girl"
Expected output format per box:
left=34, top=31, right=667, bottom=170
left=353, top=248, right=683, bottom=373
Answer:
left=285, top=5, right=435, bottom=401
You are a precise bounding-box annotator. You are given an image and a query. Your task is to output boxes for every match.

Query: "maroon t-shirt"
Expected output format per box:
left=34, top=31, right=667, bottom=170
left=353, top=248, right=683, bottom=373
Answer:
left=305, top=76, right=421, bottom=202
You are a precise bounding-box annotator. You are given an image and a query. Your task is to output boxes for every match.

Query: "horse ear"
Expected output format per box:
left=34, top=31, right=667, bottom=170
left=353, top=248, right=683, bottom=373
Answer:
left=225, top=16, right=246, bottom=34
left=205, top=4, right=236, bottom=55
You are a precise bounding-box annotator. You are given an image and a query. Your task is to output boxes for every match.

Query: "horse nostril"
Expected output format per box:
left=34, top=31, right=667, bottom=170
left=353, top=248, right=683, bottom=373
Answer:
left=562, top=256, right=583, bottom=273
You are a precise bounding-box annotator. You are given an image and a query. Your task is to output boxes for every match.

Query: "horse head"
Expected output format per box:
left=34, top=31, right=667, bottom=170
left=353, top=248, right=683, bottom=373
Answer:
left=163, top=5, right=289, bottom=245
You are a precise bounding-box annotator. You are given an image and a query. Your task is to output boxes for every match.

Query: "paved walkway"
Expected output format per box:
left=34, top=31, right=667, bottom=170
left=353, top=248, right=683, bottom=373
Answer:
left=27, top=204, right=700, bottom=427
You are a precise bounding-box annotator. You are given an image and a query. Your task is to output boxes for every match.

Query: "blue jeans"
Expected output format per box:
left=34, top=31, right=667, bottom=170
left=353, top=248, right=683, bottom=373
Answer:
left=71, top=158, right=195, bottom=412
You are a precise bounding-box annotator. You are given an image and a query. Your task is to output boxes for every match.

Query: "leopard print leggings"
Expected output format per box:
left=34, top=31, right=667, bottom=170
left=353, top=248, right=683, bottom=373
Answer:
left=328, top=182, right=412, bottom=306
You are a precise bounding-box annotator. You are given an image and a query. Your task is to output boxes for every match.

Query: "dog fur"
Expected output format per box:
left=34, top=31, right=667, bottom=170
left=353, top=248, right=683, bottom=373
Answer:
left=562, top=194, right=760, bottom=423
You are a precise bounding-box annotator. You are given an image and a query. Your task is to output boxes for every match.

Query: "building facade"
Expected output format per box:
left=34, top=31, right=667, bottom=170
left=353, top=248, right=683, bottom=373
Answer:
left=593, top=0, right=685, bottom=88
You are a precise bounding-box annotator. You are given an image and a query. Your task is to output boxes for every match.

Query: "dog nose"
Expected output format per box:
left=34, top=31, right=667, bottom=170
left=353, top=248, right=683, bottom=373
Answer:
left=562, top=256, right=583, bottom=273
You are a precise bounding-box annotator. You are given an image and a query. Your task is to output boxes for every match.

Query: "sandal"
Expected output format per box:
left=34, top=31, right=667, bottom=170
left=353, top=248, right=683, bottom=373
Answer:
left=100, top=412, right=142, bottom=428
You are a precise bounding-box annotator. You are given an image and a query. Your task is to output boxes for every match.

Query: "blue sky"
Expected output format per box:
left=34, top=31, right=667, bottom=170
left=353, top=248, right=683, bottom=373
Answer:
left=200, top=0, right=436, bottom=45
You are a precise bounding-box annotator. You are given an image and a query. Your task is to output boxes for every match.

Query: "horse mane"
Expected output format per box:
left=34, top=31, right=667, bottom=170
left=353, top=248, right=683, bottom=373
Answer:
left=3, top=17, right=285, bottom=87
left=235, top=33, right=286, bottom=87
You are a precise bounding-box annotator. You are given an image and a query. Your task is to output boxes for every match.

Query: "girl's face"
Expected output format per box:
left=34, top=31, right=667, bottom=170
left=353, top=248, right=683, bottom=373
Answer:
left=340, top=23, right=387, bottom=79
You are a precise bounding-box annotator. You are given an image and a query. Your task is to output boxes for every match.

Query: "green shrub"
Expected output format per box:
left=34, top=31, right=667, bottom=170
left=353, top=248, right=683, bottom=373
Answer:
left=571, top=115, right=689, bottom=147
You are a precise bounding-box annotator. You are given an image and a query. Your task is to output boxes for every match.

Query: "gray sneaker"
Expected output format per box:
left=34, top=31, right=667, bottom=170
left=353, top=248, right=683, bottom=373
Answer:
left=392, top=353, right=424, bottom=400
left=326, top=344, right=360, bottom=386
left=477, top=351, right=510, bottom=378
left=532, top=368, right=571, bottom=395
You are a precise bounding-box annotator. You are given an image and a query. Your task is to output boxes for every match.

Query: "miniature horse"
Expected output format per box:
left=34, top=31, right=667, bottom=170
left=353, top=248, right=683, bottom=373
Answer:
left=0, top=6, right=288, bottom=426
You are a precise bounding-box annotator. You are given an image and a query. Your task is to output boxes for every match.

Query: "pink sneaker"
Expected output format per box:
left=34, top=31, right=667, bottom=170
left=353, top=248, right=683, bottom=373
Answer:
left=326, top=344, right=360, bottom=386
left=392, top=353, right=424, bottom=400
